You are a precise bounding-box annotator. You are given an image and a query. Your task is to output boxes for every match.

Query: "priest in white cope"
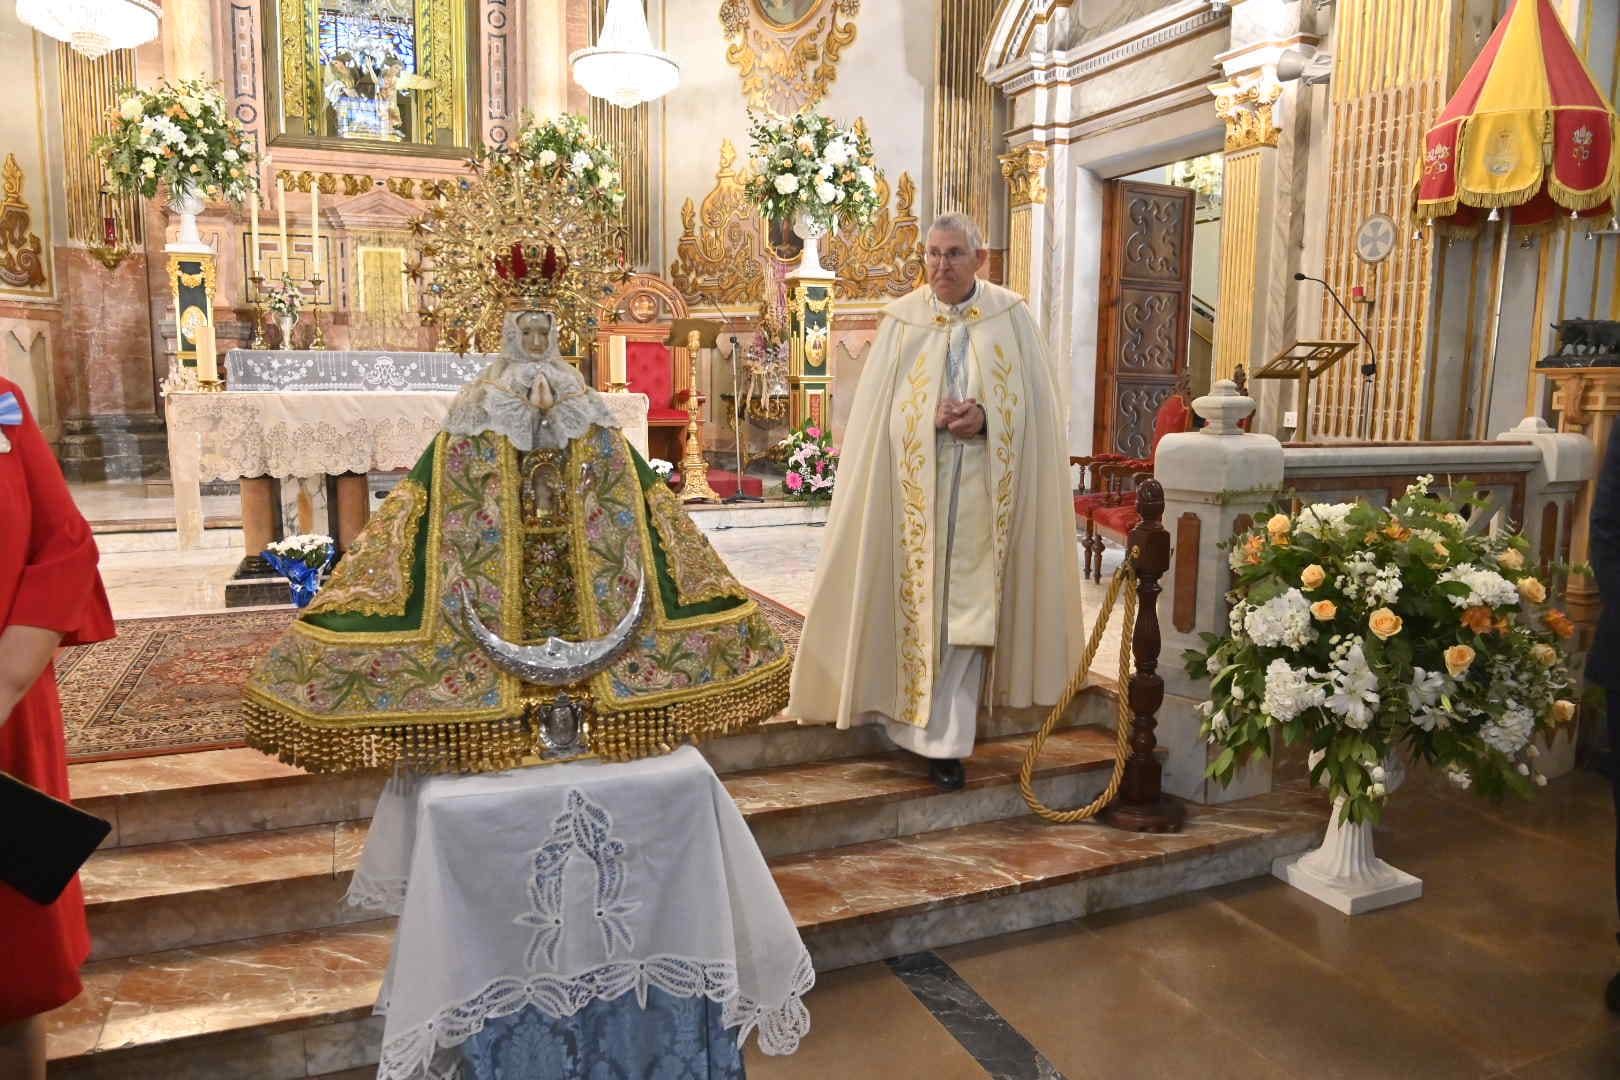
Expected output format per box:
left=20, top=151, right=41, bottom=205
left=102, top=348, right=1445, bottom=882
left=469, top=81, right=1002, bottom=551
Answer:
left=788, top=213, right=1084, bottom=789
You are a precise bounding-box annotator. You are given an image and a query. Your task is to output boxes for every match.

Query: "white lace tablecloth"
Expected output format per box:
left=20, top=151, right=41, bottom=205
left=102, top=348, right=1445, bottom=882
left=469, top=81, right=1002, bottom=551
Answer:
left=225, top=349, right=494, bottom=392
left=162, top=389, right=649, bottom=548
left=348, top=747, right=814, bottom=1080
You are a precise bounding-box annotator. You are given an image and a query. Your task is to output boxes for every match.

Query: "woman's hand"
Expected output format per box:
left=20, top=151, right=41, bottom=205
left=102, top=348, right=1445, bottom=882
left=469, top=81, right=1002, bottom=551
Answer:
left=0, top=624, right=65, bottom=727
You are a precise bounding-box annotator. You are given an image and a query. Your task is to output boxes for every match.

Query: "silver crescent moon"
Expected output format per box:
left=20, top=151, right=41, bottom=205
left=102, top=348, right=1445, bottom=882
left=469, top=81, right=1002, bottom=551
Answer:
left=451, top=572, right=649, bottom=687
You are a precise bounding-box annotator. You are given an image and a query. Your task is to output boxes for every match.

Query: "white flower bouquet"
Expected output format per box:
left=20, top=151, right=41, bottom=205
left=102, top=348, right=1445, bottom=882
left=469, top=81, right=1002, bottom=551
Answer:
left=647, top=458, right=675, bottom=481
left=93, top=78, right=257, bottom=204
left=265, top=274, right=304, bottom=317
left=1185, top=477, right=1579, bottom=823
left=743, top=111, right=881, bottom=227
left=503, top=112, right=624, bottom=217
left=265, top=533, right=335, bottom=569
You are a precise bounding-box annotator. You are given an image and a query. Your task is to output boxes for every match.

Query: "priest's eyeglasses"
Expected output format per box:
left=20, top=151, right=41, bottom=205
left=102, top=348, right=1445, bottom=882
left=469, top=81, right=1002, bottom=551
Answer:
left=924, top=248, right=975, bottom=264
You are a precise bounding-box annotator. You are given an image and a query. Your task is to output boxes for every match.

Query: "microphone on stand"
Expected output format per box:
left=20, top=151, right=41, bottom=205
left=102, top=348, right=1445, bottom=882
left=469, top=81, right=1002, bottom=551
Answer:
left=697, top=293, right=761, bottom=504
left=1294, top=271, right=1379, bottom=440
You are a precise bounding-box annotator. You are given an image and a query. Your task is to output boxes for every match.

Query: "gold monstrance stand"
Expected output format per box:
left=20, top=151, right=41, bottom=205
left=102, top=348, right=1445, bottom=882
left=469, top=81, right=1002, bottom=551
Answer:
left=667, top=318, right=724, bottom=503
left=1253, top=341, right=1358, bottom=443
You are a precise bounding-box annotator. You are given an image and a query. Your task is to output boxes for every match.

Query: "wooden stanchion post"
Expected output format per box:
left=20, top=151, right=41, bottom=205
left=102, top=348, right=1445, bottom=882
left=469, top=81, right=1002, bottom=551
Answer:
left=1103, top=478, right=1186, bottom=833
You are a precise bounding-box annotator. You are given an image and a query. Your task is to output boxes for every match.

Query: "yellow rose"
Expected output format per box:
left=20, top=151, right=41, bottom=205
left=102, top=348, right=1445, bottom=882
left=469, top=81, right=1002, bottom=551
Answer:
left=1432, top=541, right=1449, bottom=560
left=1310, top=600, right=1337, bottom=621
left=1551, top=700, right=1577, bottom=725
left=1444, top=644, right=1476, bottom=677
left=1301, top=564, right=1327, bottom=591
left=1517, top=577, right=1547, bottom=604
left=1368, top=607, right=1403, bottom=640
left=1267, top=513, right=1292, bottom=537
left=1530, top=643, right=1558, bottom=667
left=1497, top=548, right=1525, bottom=570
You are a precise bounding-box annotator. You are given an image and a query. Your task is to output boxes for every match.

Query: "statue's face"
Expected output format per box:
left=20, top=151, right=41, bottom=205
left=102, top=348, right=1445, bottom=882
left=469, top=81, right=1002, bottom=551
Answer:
left=517, top=311, right=554, bottom=357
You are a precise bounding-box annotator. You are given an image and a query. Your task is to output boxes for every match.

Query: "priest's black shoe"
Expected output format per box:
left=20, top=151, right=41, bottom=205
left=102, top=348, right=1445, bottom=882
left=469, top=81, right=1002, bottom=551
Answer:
left=928, top=757, right=965, bottom=791
left=1607, top=972, right=1620, bottom=1013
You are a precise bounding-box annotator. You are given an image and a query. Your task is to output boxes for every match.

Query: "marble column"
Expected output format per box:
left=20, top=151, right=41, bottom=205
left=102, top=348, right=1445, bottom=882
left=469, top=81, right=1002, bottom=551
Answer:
left=160, top=0, right=216, bottom=81
left=998, top=143, right=1048, bottom=310
left=1209, top=75, right=1283, bottom=385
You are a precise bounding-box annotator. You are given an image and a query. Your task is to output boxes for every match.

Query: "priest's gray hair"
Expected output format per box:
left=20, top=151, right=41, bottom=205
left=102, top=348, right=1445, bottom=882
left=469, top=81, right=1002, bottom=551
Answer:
left=928, top=212, right=985, bottom=252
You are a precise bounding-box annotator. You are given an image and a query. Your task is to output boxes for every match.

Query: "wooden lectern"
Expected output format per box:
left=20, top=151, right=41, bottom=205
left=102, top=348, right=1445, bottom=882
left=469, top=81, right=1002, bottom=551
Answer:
left=665, top=319, right=725, bottom=503
left=1252, top=341, right=1358, bottom=443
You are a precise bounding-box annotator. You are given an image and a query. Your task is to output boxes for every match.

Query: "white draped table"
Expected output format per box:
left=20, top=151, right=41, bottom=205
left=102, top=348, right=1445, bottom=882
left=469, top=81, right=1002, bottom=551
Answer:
left=348, top=747, right=814, bottom=1080
left=163, top=389, right=650, bottom=549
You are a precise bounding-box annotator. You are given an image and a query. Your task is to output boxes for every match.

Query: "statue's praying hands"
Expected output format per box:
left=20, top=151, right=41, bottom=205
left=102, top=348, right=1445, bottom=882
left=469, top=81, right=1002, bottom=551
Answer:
left=935, top=397, right=986, bottom=440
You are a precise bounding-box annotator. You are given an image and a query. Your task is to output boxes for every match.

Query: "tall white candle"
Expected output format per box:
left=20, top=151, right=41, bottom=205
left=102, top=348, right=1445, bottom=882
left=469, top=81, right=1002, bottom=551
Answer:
left=276, top=177, right=288, bottom=267
left=196, top=322, right=218, bottom=383
left=249, top=188, right=261, bottom=275
left=609, top=335, right=627, bottom=386
left=309, top=185, right=320, bottom=279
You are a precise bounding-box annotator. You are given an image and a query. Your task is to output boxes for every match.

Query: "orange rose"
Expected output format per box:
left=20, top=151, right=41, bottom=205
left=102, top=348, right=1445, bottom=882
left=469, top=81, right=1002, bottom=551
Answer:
left=1497, top=548, right=1525, bottom=571
left=1267, top=513, right=1292, bottom=538
left=1242, top=534, right=1265, bottom=565
left=1460, top=606, right=1495, bottom=633
left=1494, top=616, right=1513, bottom=636
left=1444, top=644, right=1476, bottom=677
left=1301, top=564, right=1327, bottom=590
left=1517, top=577, right=1547, bottom=604
left=1384, top=522, right=1411, bottom=542
left=1311, top=600, right=1337, bottom=621
left=1368, top=607, right=1403, bottom=640
left=1551, top=700, right=1577, bottom=725
left=1530, top=643, right=1558, bottom=667
left=1544, top=610, right=1576, bottom=639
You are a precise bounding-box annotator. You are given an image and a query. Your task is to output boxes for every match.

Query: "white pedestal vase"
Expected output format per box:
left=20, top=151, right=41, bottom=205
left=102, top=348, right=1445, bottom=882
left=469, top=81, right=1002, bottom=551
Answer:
left=277, top=313, right=299, bottom=351
left=1272, top=755, right=1421, bottom=914
left=167, top=183, right=210, bottom=253
left=792, top=210, right=833, bottom=278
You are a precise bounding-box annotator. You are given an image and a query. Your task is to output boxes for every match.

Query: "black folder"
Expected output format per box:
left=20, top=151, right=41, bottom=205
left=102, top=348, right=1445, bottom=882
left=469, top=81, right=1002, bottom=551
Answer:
left=0, top=771, right=111, bottom=905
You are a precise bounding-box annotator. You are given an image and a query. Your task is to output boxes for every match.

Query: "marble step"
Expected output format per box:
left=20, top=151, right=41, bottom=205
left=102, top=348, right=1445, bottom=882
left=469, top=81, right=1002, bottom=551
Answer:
left=48, top=789, right=1325, bottom=1080
left=80, top=727, right=1123, bottom=960
left=69, top=685, right=1116, bottom=850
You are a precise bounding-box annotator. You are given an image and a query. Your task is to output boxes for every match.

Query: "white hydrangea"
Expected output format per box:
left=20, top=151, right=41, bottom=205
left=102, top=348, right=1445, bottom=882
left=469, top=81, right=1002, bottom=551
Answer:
left=1336, top=551, right=1403, bottom=607
left=1228, top=602, right=1249, bottom=637
left=119, top=96, right=143, bottom=121
left=1480, top=702, right=1534, bottom=754
left=1296, top=502, right=1358, bottom=538
left=1446, top=766, right=1473, bottom=790
left=773, top=173, right=800, bottom=194
left=1437, top=564, right=1520, bottom=609
left=814, top=180, right=838, bottom=204
left=1325, top=640, right=1380, bottom=730
left=1243, top=590, right=1315, bottom=650
left=570, top=149, right=593, bottom=174
left=1263, top=659, right=1326, bottom=723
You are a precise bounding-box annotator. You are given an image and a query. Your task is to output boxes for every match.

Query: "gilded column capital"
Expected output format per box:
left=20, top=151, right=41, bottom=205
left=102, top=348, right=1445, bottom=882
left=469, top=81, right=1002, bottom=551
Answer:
left=999, top=143, right=1049, bottom=209
left=1210, top=77, right=1283, bottom=153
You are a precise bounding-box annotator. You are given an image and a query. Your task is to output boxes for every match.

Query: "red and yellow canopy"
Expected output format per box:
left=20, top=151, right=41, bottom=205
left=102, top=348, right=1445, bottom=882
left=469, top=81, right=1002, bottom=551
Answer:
left=1417, top=0, right=1617, bottom=230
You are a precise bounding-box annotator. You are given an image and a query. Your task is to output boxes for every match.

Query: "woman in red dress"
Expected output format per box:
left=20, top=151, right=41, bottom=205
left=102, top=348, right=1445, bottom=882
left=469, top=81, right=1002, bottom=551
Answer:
left=0, top=376, right=114, bottom=1079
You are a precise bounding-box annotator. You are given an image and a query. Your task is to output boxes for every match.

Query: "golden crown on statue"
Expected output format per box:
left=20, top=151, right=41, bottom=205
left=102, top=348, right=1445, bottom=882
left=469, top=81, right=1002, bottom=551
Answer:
left=408, top=149, right=629, bottom=354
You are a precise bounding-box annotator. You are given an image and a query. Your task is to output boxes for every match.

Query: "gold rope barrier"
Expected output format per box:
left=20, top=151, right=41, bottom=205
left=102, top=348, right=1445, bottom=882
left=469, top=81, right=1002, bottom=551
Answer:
left=1017, top=550, right=1139, bottom=823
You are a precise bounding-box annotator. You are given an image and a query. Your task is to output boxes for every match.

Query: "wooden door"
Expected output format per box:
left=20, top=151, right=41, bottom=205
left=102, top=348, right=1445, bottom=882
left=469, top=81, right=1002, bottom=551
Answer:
left=1094, top=180, right=1195, bottom=457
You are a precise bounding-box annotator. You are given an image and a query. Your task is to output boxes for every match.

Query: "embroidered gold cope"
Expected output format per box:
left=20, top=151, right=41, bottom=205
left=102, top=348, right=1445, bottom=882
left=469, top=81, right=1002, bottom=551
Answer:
left=788, top=281, right=1084, bottom=732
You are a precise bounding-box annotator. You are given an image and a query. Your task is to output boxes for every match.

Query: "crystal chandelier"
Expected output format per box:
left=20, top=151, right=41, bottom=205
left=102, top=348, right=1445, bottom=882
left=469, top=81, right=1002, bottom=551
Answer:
left=569, top=0, right=679, bottom=109
left=16, top=0, right=161, bottom=60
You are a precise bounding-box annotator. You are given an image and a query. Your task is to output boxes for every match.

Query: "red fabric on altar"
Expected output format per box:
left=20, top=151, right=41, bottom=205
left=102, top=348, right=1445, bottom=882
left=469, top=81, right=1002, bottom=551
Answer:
left=670, top=469, right=765, bottom=499
left=0, top=376, right=114, bottom=1022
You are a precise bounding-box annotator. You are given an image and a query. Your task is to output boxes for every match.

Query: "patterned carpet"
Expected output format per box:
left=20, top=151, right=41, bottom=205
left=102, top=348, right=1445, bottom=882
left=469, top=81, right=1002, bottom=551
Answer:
left=58, top=591, right=803, bottom=763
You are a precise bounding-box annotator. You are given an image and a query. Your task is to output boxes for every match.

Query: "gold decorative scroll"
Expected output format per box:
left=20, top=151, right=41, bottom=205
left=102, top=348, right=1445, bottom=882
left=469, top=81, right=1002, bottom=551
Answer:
left=274, top=170, right=458, bottom=200
left=669, top=139, right=923, bottom=303
left=0, top=154, right=46, bottom=290
left=933, top=0, right=998, bottom=226
left=1211, top=77, right=1283, bottom=153
left=999, top=143, right=1048, bottom=209
left=718, top=0, right=861, bottom=115
left=56, top=44, right=142, bottom=250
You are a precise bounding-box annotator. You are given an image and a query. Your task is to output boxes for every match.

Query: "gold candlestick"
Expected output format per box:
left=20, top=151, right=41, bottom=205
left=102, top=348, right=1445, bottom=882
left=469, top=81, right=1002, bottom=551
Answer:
left=307, top=275, right=326, bottom=350
left=247, top=273, right=269, bottom=349
left=679, top=329, right=721, bottom=503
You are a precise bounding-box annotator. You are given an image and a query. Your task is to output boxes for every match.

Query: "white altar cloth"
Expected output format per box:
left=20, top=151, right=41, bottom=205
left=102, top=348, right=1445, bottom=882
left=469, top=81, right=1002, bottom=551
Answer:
left=163, top=389, right=650, bottom=549
left=347, top=747, right=814, bottom=1080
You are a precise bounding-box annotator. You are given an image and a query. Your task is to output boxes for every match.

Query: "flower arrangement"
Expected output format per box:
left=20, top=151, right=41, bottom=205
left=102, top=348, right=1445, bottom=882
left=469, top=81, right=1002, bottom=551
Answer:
left=1184, top=477, right=1578, bottom=824
left=92, top=78, right=257, bottom=204
left=502, top=112, right=624, bottom=217
left=743, top=111, right=882, bottom=227
left=262, top=534, right=335, bottom=609
left=265, top=274, right=304, bottom=317
left=647, top=458, right=675, bottom=481
left=778, top=422, right=838, bottom=502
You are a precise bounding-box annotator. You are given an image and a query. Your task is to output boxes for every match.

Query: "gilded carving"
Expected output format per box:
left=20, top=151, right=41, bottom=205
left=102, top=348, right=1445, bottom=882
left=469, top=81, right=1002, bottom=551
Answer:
left=167, top=253, right=218, bottom=299
left=275, top=170, right=455, bottom=200
left=998, top=143, right=1048, bottom=209
left=1212, top=78, right=1283, bottom=153
left=0, top=155, right=46, bottom=290
left=719, top=0, right=861, bottom=114
left=670, top=138, right=924, bottom=304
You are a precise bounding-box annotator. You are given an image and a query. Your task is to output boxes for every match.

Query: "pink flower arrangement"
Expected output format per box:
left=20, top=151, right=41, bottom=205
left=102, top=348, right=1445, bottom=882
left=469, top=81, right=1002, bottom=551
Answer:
left=778, top=420, right=838, bottom=504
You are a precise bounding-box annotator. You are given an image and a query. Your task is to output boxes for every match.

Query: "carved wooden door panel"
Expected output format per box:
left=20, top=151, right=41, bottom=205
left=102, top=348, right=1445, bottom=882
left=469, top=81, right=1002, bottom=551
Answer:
left=1094, top=181, right=1194, bottom=457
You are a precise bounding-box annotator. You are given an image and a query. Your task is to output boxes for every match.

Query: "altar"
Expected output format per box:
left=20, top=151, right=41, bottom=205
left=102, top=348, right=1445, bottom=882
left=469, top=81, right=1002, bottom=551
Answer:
left=165, top=351, right=650, bottom=552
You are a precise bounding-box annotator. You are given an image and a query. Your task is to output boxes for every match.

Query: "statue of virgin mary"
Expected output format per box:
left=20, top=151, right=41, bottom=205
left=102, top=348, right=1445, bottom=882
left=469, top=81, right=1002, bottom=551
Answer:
left=244, top=307, right=790, bottom=773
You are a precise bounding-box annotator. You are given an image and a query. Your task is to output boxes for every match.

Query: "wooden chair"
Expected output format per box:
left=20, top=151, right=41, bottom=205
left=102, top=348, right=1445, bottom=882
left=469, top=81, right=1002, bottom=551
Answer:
left=1073, top=392, right=1193, bottom=581
left=595, top=275, right=692, bottom=463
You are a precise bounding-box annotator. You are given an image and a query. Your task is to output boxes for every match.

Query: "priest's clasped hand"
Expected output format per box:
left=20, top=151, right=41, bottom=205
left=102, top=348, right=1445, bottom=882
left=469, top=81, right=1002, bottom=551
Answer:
left=935, top=398, right=986, bottom=439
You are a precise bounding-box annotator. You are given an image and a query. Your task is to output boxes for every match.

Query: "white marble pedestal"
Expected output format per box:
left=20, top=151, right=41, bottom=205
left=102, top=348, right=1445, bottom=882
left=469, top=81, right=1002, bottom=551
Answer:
left=1272, top=798, right=1422, bottom=915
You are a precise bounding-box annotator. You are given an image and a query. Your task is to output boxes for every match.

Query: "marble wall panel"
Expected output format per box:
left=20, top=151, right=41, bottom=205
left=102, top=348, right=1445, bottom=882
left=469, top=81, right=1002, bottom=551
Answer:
left=57, top=247, right=157, bottom=417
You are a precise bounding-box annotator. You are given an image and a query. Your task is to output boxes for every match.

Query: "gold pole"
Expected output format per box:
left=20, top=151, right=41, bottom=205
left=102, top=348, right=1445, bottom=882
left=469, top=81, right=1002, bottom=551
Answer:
left=680, top=329, right=721, bottom=502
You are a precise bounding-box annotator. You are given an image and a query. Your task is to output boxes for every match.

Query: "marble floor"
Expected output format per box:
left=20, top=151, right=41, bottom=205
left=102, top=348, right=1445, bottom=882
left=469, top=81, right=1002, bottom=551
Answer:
left=748, top=768, right=1620, bottom=1080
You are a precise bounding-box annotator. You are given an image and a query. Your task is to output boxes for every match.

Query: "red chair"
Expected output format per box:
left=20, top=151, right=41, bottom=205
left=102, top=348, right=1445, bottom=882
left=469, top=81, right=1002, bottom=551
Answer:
left=596, top=275, right=692, bottom=463
left=1073, top=393, right=1192, bottom=580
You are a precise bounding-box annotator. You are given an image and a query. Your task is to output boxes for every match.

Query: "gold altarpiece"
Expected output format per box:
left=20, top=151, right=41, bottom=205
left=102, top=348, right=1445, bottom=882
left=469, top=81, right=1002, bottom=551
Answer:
left=718, top=0, right=861, bottom=114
